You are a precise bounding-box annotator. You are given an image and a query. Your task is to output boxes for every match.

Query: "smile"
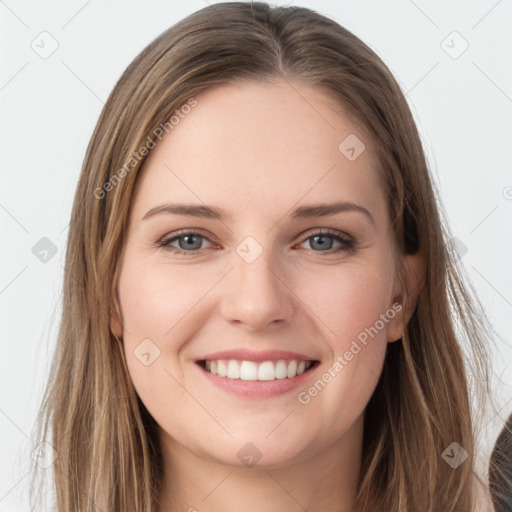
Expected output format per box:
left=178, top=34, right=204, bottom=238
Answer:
left=199, top=359, right=318, bottom=381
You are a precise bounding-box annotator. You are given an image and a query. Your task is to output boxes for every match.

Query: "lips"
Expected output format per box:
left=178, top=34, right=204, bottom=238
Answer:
left=196, top=348, right=318, bottom=363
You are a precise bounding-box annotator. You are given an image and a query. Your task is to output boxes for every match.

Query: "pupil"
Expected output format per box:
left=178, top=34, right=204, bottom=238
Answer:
left=181, top=235, right=200, bottom=249
left=313, top=235, right=332, bottom=250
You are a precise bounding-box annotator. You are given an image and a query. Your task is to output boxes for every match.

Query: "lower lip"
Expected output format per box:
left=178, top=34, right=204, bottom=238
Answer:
left=195, top=362, right=319, bottom=399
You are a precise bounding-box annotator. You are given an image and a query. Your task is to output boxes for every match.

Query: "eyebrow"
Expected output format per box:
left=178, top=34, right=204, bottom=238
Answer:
left=142, top=201, right=375, bottom=225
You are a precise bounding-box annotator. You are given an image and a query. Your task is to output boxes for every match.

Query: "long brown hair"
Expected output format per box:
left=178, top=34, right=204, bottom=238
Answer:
left=29, top=2, right=496, bottom=510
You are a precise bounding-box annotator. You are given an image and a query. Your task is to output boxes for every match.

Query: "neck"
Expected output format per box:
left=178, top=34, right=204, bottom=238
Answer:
left=157, top=414, right=363, bottom=512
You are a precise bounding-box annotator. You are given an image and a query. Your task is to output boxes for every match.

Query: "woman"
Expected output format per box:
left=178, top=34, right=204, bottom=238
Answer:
left=30, top=2, right=498, bottom=510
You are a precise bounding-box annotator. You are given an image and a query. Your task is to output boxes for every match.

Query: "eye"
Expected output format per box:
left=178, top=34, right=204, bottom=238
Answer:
left=296, top=228, right=355, bottom=254
left=157, top=230, right=213, bottom=256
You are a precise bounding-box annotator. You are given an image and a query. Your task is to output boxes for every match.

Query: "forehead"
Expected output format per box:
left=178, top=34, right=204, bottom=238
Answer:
left=132, top=79, right=387, bottom=225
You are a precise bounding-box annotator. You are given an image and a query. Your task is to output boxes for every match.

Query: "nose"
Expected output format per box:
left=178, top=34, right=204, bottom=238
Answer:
left=220, top=245, right=296, bottom=331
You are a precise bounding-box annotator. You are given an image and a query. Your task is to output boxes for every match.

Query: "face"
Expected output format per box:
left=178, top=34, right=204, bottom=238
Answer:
left=112, top=78, right=416, bottom=469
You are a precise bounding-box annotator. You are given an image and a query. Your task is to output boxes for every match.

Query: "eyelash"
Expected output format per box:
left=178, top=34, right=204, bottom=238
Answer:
left=156, top=228, right=356, bottom=256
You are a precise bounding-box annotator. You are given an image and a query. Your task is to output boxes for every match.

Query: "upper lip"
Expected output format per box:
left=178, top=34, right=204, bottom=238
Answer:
left=197, top=349, right=319, bottom=363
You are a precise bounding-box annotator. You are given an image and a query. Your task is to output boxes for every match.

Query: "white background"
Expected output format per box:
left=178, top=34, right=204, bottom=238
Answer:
left=1, top=1, right=511, bottom=509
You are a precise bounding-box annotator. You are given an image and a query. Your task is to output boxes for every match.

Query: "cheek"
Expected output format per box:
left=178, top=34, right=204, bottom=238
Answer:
left=293, top=258, right=395, bottom=346
left=291, top=261, right=394, bottom=410
left=118, top=258, right=214, bottom=338
left=117, top=257, right=222, bottom=395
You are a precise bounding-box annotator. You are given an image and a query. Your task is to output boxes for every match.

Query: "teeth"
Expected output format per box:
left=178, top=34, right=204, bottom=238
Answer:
left=275, top=360, right=287, bottom=379
left=217, top=360, right=227, bottom=377
left=240, top=361, right=258, bottom=381
left=258, top=361, right=275, bottom=381
left=203, top=359, right=314, bottom=381
left=227, top=360, right=240, bottom=379
left=287, top=360, right=297, bottom=378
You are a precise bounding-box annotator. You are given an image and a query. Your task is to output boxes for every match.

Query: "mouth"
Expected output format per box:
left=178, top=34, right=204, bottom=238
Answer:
left=197, top=358, right=320, bottom=381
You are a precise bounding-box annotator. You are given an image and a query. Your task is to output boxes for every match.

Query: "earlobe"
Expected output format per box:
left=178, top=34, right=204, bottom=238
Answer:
left=111, top=297, right=123, bottom=339
left=387, top=250, right=426, bottom=343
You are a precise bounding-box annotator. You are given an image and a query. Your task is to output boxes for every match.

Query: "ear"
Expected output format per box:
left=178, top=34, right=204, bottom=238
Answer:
left=111, top=294, right=123, bottom=339
left=386, top=251, right=425, bottom=343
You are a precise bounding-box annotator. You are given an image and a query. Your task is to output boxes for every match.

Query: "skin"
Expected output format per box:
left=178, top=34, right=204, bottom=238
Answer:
left=112, top=78, right=424, bottom=512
